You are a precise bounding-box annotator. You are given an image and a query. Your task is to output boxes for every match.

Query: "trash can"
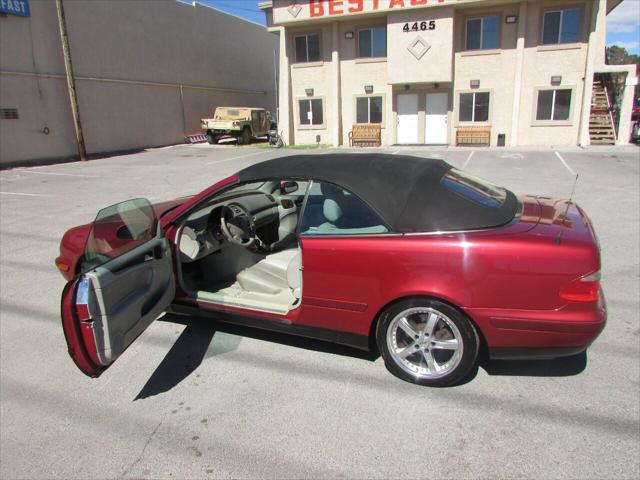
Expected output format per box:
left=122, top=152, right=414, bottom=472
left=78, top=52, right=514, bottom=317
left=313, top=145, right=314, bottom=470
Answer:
left=497, top=134, right=506, bottom=147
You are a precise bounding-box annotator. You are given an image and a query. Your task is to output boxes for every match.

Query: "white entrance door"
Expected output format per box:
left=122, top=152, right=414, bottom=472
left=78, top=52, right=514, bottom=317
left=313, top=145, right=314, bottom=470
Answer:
left=425, top=92, right=449, bottom=144
left=396, top=94, right=419, bottom=144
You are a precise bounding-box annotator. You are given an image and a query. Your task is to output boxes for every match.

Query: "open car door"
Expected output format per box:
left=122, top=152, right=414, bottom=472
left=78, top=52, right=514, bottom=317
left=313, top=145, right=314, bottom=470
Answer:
left=61, top=198, right=175, bottom=377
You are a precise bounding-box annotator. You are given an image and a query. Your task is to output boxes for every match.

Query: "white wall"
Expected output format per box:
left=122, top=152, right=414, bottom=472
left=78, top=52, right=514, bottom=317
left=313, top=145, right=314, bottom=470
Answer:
left=0, top=0, right=278, bottom=166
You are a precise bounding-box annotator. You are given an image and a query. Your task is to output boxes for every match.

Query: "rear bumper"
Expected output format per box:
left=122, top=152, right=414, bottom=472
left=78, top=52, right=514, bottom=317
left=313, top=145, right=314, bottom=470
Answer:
left=466, top=290, right=607, bottom=360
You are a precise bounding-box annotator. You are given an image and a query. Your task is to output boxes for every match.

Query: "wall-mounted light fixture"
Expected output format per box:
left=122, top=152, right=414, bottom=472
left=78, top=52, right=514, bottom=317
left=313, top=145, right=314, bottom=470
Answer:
left=404, top=84, right=410, bottom=91
left=550, top=75, right=562, bottom=86
left=505, top=15, right=518, bottom=24
left=434, top=82, right=440, bottom=89
left=305, top=88, right=314, bottom=96
left=364, top=85, right=374, bottom=94
left=470, top=79, right=480, bottom=89
left=345, top=31, right=354, bottom=39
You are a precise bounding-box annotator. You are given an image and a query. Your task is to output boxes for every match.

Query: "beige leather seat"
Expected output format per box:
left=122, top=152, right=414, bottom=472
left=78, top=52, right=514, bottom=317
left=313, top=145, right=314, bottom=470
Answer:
left=236, top=249, right=302, bottom=299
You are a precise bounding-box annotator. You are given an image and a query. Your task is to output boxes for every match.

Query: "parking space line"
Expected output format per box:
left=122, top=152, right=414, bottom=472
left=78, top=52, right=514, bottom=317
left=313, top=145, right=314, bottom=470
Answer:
left=15, top=170, right=102, bottom=178
left=205, top=149, right=267, bottom=165
left=0, top=191, right=54, bottom=197
left=462, top=150, right=474, bottom=169
left=555, top=151, right=576, bottom=176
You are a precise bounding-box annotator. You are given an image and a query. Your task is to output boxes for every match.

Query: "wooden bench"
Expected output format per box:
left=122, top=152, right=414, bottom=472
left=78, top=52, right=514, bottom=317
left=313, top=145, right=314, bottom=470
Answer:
left=349, top=124, right=382, bottom=147
left=456, top=126, right=491, bottom=146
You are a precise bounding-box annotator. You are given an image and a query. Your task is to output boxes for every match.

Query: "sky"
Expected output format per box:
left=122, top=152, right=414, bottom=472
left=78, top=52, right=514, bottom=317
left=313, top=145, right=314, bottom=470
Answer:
left=200, top=0, right=640, bottom=54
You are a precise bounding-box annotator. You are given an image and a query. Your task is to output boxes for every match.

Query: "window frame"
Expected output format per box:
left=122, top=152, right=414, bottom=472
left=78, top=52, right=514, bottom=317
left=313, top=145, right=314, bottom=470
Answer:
left=293, top=32, right=322, bottom=63
left=296, top=96, right=326, bottom=130
left=356, top=25, right=387, bottom=59
left=297, top=180, right=392, bottom=238
left=464, top=15, right=501, bottom=51
left=532, top=86, right=575, bottom=126
left=540, top=5, right=583, bottom=46
left=354, top=94, right=385, bottom=125
left=456, top=90, right=492, bottom=125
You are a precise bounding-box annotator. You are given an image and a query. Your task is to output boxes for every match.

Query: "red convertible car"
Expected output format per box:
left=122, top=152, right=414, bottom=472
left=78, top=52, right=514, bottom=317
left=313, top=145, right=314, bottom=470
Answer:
left=57, top=154, right=606, bottom=386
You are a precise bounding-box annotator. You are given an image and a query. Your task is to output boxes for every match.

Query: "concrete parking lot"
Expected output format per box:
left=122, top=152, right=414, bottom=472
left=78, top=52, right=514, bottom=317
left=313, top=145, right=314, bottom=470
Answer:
left=1, top=144, right=638, bottom=479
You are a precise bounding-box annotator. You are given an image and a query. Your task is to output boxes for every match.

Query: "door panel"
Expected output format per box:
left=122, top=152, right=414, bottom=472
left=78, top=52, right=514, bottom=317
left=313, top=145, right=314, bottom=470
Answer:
left=425, top=92, right=448, bottom=144
left=83, top=236, right=174, bottom=366
left=397, top=94, right=419, bottom=144
left=61, top=198, right=175, bottom=377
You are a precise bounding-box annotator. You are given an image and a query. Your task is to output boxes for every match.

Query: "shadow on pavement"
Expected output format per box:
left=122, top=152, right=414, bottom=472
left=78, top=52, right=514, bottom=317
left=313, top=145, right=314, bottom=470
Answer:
left=135, top=316, right=216, bottom=400
left=480, top=351, right=587, bottom=377
left=135, top=313, right=379, bottom=399
left=136, top=314, right=587, bottom=398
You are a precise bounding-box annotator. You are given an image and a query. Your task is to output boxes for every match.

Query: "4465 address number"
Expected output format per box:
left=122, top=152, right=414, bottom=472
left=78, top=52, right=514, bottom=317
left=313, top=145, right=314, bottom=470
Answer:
left=402, top=21, right=436, bottom=32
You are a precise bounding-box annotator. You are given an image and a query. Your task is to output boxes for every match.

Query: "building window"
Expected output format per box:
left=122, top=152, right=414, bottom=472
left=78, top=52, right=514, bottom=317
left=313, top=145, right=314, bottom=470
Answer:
left=536, top=89, right=572, bottom=121
left=459, top=92, right=490, bottom=122
left=542, top=8, right=580, bottom=45
left=358, top=27, right=387, bottom=57
left=0, top=108, right=19, bottom=120
left=295, top=34, right=321, bottom=62
left=299, top=99, right=324, bottom=126
left=356, top=96, right=383, bottom=124
left=465, top=16, right=499, bottom=50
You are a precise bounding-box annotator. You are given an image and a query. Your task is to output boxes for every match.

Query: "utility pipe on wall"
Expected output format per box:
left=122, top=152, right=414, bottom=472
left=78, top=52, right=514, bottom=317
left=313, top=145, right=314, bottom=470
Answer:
left=55, top=0, right=87, bottom=161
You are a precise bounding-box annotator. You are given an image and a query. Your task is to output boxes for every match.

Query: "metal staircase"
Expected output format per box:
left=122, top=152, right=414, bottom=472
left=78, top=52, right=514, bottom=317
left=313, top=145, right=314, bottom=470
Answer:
left=589, top=81, right=616, bottom=145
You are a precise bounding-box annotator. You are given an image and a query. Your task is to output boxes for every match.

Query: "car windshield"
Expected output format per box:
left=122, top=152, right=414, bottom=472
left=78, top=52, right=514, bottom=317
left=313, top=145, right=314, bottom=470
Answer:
left=440, top=169, right=507, bottom=208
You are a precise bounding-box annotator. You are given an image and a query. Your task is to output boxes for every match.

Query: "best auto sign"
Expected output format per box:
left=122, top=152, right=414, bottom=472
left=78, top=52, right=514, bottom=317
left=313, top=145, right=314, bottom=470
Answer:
left=274, top=0, right=483, bottom=22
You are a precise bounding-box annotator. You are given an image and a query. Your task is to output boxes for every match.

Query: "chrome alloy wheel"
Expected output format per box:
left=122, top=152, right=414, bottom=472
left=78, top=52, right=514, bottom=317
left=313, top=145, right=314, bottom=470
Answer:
left=386, top=307, right=463, bottom=379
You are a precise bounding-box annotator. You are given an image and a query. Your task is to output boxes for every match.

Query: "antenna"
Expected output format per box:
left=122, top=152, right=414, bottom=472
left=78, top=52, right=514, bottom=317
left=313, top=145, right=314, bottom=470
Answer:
left=554, top=173, right=579, bottom=245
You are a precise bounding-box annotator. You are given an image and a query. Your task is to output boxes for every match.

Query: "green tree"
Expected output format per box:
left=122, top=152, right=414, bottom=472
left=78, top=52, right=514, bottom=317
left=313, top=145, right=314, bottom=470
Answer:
left=606, top=45, right=640, bottom=104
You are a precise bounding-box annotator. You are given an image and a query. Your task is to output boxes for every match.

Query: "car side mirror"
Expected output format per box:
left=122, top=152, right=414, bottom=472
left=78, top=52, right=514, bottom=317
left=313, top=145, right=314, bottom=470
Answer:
left=281, top=181, right=298, bottom=195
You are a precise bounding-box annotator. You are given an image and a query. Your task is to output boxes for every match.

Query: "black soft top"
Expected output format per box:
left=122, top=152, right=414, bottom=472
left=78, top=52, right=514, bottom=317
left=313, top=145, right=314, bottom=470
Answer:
left=238, top=154, right=518, bottom=233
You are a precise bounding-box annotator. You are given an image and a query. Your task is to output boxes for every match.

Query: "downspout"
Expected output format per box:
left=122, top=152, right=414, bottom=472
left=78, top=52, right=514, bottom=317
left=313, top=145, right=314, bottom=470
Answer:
left=55, top=0, right=87, bottom=161
left=509, top=1, right=527, bottom=147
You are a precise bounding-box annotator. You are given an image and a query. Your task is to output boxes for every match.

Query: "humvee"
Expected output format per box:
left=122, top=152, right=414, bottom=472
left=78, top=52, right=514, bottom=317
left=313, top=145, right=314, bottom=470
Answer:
left=201, top=107, right=276, bottom=145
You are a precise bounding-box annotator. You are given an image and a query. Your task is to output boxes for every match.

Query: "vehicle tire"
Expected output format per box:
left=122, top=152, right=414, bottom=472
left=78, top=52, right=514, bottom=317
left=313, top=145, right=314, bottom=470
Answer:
left=206, top=132, right=217, bottom=144
left=376, top=298, right=479, bottom=387
left=238, top=127, right=251, bottom=145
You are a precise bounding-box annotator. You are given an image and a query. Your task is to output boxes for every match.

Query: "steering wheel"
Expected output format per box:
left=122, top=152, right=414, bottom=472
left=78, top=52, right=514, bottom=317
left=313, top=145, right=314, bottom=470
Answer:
left=220, top=203, right=256, bottom=247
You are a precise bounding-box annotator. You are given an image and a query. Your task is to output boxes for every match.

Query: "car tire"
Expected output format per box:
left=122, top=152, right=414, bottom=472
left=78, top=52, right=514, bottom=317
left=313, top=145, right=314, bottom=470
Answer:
left=206, top=133, right=217, bottom=144
left=237, top=128, right=251, bottom=145
left=376, top=298, right=479, bottom=387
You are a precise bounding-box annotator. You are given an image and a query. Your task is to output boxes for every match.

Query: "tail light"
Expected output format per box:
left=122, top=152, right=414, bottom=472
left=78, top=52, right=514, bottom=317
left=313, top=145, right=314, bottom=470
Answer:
left=559, top=271, right=601, bottom=302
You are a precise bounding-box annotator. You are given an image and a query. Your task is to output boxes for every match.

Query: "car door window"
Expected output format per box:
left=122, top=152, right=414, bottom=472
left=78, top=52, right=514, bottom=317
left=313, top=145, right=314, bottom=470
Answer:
left=299, top=181, right=389, bottom=235
left=81, top=198, right=156, bottom=273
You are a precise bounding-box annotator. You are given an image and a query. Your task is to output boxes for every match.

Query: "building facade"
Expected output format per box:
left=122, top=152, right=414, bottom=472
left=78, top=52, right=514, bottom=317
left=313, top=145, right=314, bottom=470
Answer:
left=260, top=0, right=636, bottom=147
left=0, top=0, right=278, bottom=166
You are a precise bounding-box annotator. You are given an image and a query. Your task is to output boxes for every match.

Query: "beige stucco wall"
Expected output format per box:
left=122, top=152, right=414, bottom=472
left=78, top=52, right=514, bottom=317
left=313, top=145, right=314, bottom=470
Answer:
left=269, top=0, right=632, bottom=148
left=337, top=19, right=393, bottom=146
left=288, top=23, right=335, bottom=145
left=515, top=0, right=593, bottom=146
left=387, top=7, right=454, bottom=85
left=452, top=2, right=519, bottom=146
left=0, top=0, right=278, bottom=166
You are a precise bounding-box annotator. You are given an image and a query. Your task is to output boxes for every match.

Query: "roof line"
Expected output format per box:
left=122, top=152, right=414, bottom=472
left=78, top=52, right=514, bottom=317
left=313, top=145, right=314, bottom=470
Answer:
left=176, top=0, right=266, bottom=29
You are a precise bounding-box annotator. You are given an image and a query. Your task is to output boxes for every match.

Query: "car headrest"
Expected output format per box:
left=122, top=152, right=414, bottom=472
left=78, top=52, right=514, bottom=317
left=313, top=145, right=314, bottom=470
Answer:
left=323, top=198, right=342, bottom=223
left=319, top=182, right=342, bottom=199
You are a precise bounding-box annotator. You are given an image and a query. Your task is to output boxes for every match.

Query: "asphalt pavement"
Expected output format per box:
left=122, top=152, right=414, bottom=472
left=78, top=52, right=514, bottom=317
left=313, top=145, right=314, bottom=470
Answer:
left=1, top=143, right=638, bottom=479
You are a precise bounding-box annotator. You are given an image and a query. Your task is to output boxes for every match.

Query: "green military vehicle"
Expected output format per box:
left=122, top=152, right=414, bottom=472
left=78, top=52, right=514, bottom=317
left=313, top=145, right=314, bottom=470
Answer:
left=201, top=107, right=276, bottom=145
